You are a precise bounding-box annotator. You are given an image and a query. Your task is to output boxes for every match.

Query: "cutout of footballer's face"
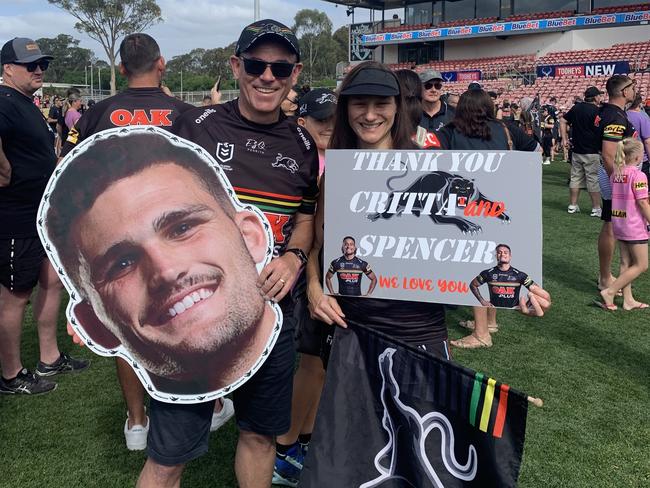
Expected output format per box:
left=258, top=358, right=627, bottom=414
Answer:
left=342, top=238, right=357, bottom=258
left=496, top=246, right=511, bottom=266
left=72, top=163, right=267, bottom=381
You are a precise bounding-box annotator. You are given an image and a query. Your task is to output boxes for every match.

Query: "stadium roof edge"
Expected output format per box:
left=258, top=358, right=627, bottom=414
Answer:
left=322, top=0, right=464, bottom=10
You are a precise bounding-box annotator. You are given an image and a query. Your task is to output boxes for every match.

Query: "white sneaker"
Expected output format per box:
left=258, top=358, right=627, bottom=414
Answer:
left=210, top=397, right=235, bottom=432
left=124, top=412, right=149, bottom=451
left=567, top=204, right=580, bottom=214
left=542, top=159, right=551, bottom=165
left=590, top=208, right=602, bottom=217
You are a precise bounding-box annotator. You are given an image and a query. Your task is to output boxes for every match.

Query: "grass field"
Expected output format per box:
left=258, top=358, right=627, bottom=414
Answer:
left=1, top=160, right=649, bottom=487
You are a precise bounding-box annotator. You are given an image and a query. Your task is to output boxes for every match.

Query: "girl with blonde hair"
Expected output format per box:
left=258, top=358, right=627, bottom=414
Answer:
left=599, top=137, right=650, bottom=310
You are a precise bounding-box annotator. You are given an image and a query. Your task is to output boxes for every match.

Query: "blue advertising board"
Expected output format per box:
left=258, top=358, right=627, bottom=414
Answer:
left=536, top=61, right=630, bottom=78
left=363, top=10, right=650, bottom=45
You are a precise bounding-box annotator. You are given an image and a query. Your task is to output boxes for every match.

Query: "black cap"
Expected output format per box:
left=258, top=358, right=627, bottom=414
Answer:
left=584, top=86, right=604, bottom=98
left=467, top=82, right=482, bottom=91
left=1, top=37, right=53, bottom=65
left=340, top=68, right=400, bottom=97
left=298, top=88, right=337, bottom=119
left=235, top=19, right=300, bottom=61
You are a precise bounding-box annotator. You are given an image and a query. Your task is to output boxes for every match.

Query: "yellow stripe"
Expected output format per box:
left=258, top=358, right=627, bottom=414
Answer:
left=489, top=282, right=522, bottom=287
left=479, top=378, right=497, bottom=432
left=239, top=195, right=301, bottom=207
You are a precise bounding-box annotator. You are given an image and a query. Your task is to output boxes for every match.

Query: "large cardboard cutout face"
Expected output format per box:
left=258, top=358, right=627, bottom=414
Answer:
left=38, top=126, right=282, bottom=403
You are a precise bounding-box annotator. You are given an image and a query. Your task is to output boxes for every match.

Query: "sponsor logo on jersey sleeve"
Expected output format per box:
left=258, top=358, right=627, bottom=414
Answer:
left=603, top=124, right=626, bottom=139
left=66, top=126, right=79, bottom=144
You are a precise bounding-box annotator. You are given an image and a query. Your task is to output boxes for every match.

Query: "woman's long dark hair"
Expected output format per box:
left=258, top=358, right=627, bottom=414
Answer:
left=447, top=89, right=495, bottom=140
left=329, top=61, right=415, bottom=150
left=394, top=69, right=422, bottom=135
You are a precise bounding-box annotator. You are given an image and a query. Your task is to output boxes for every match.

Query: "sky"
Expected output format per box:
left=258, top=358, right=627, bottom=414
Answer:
left=0, top=0, right=395, bottom=61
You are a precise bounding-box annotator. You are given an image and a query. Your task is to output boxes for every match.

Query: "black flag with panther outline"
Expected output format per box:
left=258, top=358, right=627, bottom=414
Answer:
left=301, top=324, right=528, bottom=487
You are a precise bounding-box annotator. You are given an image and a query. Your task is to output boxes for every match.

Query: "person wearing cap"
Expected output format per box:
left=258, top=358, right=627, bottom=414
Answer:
left=419, top=69, right=454, bottom=134
left=268, top=87, right=335, bottom=486
left=0, top=37, right=89, bottom=396
left=297, top=87, right=336, bottom=176
left=136, top=20, right=318, bottom=488
left=561, top=86, right=604, bottom=216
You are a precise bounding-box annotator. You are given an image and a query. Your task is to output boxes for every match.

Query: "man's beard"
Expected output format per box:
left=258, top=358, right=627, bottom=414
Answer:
left=94, top=247, right=266, bottom=380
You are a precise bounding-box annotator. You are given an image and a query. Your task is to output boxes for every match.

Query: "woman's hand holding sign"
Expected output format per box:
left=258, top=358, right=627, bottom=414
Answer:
left=518, top=284, right=552, bottom=316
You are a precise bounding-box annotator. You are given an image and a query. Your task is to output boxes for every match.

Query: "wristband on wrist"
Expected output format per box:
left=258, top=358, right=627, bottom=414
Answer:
left=284, top=248, right=308, bottom=266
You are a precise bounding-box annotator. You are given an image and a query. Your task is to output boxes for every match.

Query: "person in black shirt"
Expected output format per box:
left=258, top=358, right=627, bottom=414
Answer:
left=437, top=88, right=544, bottom=349
left=136, top=20, right=318, bottom=488
left=0, top=37, right=88, bottom=396
left=60, top=33, right=234, bottom=453
left=540, top=106, right=555, bottom=165
left=561, top=86, right=604, bottom=216
left=419, top=69, right=454, bottom=134
left=326, top=236, right=377, bottom=296
left=595, top=75, right=638, bottom=292
left=470, top=244, right=537, bottom=310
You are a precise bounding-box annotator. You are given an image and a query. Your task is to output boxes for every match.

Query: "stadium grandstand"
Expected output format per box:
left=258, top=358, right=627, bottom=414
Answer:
left=329, top=0, right=649, bottom=106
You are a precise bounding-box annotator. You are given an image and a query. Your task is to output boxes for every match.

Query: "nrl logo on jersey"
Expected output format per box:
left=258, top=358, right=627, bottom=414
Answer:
left=216, top=142, right=234, bottom=163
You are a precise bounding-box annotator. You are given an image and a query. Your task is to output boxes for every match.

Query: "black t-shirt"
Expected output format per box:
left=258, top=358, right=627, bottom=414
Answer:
left=438, top=119, right=537, bottom=151
left=174, top=100, right=319, bottom=256
left=420, top=101, right=455, bottom=133
left=0, top=85, right=56, bottom=238
left=328, top=256, right=372, bottom=296
left=48, top=105, right=61, bottom=132
left=563, top=102, right=601, bottom=154
left=476, top=266, right=535, bottom=308
left=595, top=103, right=637, bottom=145
left=60, top=87, right=194, bottom=157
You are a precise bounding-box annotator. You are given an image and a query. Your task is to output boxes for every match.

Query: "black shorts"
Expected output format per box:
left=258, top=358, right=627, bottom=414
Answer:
left=147, top=321, right=296, bottom=466
left=601, top=198, right=612, bottom=222
left=0, top=237, right=46, bottom=292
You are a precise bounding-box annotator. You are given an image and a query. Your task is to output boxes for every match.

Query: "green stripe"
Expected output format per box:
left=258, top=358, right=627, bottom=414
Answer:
left=469, top=372, right=484, bottom=427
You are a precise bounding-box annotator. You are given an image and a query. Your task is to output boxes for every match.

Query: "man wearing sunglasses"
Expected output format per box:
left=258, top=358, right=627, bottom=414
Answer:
left=419, top=69, right=454, bottom=134
left=0, top=38, right=89, bottom=396
left=139, top=19, right=319, bottom=488
left=595, top=74, right=638, bottom=293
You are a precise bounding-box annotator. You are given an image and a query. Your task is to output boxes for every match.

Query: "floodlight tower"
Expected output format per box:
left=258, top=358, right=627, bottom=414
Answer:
left=254, top=0, right=260, bottom=20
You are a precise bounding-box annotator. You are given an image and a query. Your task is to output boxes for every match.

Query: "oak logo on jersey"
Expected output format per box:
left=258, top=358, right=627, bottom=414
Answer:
left=272, top=154, right=299, bottom=173
left=109, top=109, right=173, bottom=127
left=216, top=142, right=235, bottom=163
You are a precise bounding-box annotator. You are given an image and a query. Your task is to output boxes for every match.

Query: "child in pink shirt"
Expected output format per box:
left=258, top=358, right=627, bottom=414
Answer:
left=600, top=138, right=650, bottom=310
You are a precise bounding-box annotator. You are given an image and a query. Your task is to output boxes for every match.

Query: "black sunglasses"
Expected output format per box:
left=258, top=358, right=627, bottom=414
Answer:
left=239, top=56, right=295, bottom=79
left=15, top=59, right=50, bottom=72
left=424, top=80, right=443, bottom=91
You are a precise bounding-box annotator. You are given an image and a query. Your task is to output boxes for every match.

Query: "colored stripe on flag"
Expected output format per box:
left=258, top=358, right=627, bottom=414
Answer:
left=479, top=378, right=497, bottom=432
left=494, top=384, right=510, bottom=438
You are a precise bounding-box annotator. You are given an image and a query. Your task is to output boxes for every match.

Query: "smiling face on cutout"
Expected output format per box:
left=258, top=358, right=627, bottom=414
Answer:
left=72, top=163, right=267, bottom=382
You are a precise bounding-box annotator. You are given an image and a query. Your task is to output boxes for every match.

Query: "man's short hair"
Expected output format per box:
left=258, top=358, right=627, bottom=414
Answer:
left=605, top=75, right=631, bottom=98
left=119, top=33, right=161, bottom=76
left=496, top=243, right=511, bottom=253
left=46, top=132, right=235, bottom=291
left=342, top=236, right=356, bottom=244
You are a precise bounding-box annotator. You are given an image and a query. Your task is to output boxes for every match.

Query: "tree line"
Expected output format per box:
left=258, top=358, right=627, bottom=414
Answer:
left=41, top=2, right=349, bottom=94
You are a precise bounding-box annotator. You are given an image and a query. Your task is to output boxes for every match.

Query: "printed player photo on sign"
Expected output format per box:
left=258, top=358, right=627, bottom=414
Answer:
left=37, top=126, right=282, bottom=403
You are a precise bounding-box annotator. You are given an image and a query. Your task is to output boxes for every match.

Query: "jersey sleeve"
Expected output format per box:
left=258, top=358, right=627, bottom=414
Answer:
left=476, top=269, right=490, bottom=284
left=632, top=171, right=649, bottom=200
left=0, top=106, right=11, bottom=137
left=328, top=259, right=337, bottom=274
left=297, top=143, right=319, bottom=215
left=601, top=112, right=629, bottom=142
left=363, top=260, right=372, bottom=274
left=563, top=107, right=575, bottom=125
left=507, top=121, right=537, bottom=151
left=60, top=109, right=92, bottom=158
left=522, top=273, right=535, bottom=289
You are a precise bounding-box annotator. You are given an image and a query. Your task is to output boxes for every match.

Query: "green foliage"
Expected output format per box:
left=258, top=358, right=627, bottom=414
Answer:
left=36, top=34, right=94, bottom=83
left=47, top=0, right=162, bottom=94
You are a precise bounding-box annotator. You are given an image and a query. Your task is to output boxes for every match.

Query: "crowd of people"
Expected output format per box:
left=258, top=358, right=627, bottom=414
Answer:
left=0, top=16, right=647, bottom=488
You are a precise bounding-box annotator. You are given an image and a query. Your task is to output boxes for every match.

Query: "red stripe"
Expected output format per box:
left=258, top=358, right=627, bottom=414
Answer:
left=493, top=384, right=509, bottom=438
left=233, top=186, right=302, bottom=201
